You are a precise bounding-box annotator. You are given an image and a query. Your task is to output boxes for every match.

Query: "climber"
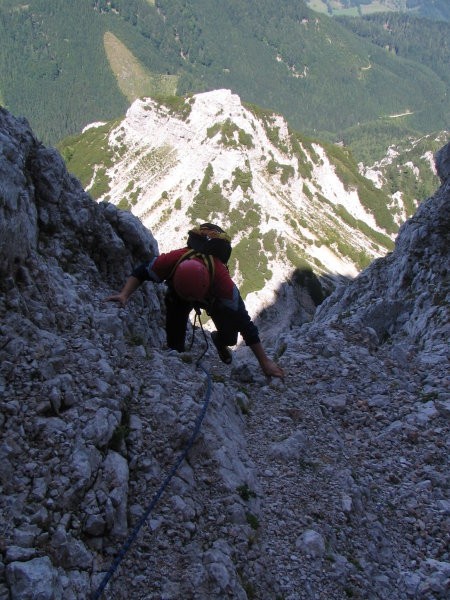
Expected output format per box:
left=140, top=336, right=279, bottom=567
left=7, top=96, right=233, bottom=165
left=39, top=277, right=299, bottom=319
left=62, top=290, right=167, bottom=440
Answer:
left=105, top=223, right=285, bottom=379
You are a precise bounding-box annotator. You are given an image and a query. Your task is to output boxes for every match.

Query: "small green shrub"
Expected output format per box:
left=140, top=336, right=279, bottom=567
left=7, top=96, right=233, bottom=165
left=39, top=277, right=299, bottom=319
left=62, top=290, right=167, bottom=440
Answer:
left=154, top=94, right=194, bottom=120
left=237, top=484, right=257, bottom=501
left=232, top=166, right=253, bottom=193
left=246, top=512, right=260, bottom=530
left=117, top=197, right=131, bottom=211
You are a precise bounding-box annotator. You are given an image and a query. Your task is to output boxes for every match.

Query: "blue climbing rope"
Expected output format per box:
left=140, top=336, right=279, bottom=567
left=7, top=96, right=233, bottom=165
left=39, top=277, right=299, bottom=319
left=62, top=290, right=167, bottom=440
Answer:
left=91, top=359, right=213, bottom=599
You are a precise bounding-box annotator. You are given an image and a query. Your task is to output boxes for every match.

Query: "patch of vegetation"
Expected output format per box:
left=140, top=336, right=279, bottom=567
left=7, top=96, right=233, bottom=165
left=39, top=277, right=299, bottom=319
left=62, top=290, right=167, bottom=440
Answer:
left=180, top=353, right=193, bottom=364
left=212, top=373, right=226, bottom=383
left=246, top=512, right=260, bottom=530
left=109, top=423, right=130, bottom=451
left=154, top=94, right=194, bottom=120
left=324, top=142, right=397, bottom=233
left=291, top=133, right=314, bottom=179
left=187, top=163, right=230, bottom=222
left=244, top=103, right=277, bottom=126
left=207, top=119, right=254, bottom=149
left=128, top=145, right=174, bottom=182
left=156, top=206, right=173, bottom=227
left=228, top=200, right=262, bottom=237
left=229, top=228, right=271, bottom=298
left=117, top=197, right=131, bottom=211
left=124, top=180, right=134, bottom=193
left=104, top=31, right=178, bottom=103
left=378, top=134, right=445, bottom=215
left=58, top=120, right=119, bottom=197
left=245, top=104, right=290, bottom=153
left=302, top=182, right=314, bottom=200
left=206, top=122, right=222, bottom=139
left=339, top=119, right=423, bottom=165
left=236, top=395, right=251, bottom=416
left=237, top=484, right=257, bottom=501
left=262, top=229, right=277, bottom=256
left=109, top=396, right=131, bottom=452
left=267, top=159, right=295, bottom=184
left=286, top=244, right=313, bottom=272
left=316, top=223, right=373, bottom=270
left=128, top=187, right=142, bottom=206
left=274, top=341, right=287, bottom=360
left=238, top=128, right=254, bottom=149
left=232, top=164, right=253, bottom=193
left=333, top=204, right=394, bottom=251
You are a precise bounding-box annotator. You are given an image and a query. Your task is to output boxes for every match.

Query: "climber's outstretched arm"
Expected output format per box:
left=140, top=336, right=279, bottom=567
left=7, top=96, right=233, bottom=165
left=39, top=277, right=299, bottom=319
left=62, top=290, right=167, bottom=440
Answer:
left=249, top=341, right=285, bottom=378
left=104, top=276, right=141, bottom=307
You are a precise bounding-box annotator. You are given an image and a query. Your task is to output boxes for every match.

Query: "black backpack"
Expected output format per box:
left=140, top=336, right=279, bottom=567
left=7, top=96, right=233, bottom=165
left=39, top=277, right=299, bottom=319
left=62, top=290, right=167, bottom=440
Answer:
left=186, top=226, right=232, bottom=265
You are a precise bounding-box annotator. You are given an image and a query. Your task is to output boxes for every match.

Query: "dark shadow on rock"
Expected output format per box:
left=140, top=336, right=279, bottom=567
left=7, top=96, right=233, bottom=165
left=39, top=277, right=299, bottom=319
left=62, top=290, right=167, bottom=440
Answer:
left=253, top=264, right=353, bottom=346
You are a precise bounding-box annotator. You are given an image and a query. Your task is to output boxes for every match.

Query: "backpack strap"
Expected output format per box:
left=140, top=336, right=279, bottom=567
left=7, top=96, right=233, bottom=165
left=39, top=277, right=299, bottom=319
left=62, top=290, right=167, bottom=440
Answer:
left=201, top=252, right=215, bottom=289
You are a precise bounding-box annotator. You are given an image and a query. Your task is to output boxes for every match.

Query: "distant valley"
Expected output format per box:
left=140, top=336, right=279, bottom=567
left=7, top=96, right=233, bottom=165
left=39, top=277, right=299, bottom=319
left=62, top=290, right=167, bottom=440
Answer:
left=0, top=0, right=448, bottom=164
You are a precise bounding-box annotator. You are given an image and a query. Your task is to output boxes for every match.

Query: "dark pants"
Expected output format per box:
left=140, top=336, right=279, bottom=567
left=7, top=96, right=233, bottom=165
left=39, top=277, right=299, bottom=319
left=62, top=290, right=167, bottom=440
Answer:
left=164, top=290, right=239, bottom=352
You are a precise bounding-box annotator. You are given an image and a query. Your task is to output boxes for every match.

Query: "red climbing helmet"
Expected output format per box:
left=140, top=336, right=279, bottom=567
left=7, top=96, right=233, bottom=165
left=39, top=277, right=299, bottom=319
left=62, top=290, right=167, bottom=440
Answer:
left=172, top=259, right=210, bottom=301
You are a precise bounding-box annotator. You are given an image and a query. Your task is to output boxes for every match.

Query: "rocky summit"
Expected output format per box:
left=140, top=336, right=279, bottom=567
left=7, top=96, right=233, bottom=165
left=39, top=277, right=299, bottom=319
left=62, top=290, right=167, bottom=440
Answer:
left=0, top=105, right=449, bottom=600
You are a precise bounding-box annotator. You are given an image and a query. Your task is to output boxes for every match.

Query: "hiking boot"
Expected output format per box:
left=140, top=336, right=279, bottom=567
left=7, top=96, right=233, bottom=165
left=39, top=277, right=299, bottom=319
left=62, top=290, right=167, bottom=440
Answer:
left=211, top=331, right=232, bottom=365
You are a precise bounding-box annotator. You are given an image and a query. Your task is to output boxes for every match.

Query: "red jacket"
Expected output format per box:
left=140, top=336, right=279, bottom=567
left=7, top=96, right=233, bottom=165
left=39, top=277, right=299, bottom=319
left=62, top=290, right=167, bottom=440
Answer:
left=132, top=248, right=260, bottom=345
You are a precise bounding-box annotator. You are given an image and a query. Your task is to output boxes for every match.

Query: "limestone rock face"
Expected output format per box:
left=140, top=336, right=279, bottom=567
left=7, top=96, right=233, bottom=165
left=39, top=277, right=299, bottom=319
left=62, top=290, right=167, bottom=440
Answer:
left=1, top=107, right=449, bottom=599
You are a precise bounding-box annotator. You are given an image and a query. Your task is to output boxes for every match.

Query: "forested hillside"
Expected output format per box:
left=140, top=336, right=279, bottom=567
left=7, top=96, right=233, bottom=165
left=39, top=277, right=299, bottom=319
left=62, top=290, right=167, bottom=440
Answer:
left=0, top=0, right=448, bottom=163
left=0, top=1, right=125, bottom=143
left=337, top=12, right=450, bottom=86
left=360, top=131, right=447, bottom=216
left=335, top=11, right=450, bottom=159
left=306, top=0, right=450, bottom=21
